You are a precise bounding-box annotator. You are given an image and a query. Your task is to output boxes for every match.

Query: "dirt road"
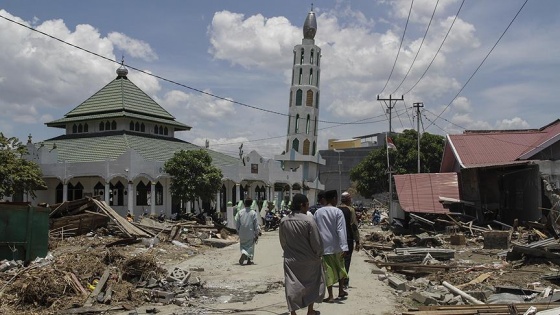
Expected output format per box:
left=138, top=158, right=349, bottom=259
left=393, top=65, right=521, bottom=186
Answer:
left=125, top=226, right=399, bottom=315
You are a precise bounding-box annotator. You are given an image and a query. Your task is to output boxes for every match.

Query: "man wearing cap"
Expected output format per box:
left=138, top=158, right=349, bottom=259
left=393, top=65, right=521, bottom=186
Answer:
left=313, top=190, right=348, bottom=302
left=235, top=197, right=260, bottom=265
left=338, top=191, right=360, bottom=289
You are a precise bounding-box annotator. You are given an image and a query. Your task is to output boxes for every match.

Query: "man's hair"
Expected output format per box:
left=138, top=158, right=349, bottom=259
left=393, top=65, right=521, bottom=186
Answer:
left=244, top=198, right=253, bottom=207
left=317, top=191, right=326, bottom=201
left=324, top=190, right=338, bottom=202
left=290, top=193, right=309, bottom=212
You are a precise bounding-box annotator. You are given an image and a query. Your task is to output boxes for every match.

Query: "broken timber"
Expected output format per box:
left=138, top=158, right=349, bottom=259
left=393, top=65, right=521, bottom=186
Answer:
left=402, top=302, right=560, bottom=315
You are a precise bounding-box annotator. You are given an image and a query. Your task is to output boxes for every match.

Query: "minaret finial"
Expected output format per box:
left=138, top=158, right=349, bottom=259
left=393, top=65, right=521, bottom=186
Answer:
left=121, top=55, right=125, bottom=65
left=116, top=55, right=129, bottom=77
left=311, top=3, right=313, bottom=11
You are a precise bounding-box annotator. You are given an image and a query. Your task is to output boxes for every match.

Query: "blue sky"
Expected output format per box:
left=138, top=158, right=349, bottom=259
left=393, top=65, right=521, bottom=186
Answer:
left=0, top=0, right=558, bottom=158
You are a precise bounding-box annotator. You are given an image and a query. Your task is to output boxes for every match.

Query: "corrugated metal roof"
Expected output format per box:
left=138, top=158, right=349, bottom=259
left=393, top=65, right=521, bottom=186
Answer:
left=41, top=132, right=238, bottom=167
left=394, top=173, right=459, bottom=214
left=46, top=111, right=191, bottom=130
left=444, top=120, right=560, bottom=169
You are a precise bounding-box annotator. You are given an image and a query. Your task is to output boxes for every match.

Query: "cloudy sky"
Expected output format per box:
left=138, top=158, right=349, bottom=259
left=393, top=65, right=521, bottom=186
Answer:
left=0, top=0, right=558, bottom=158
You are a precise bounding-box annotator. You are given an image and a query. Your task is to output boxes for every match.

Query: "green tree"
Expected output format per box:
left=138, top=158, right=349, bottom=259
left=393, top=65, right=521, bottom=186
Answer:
left=164, top=149, right=223, bottom=212
left=350, top=130, right=445, bottom=197
left=0, top=133, right=47, bottom=199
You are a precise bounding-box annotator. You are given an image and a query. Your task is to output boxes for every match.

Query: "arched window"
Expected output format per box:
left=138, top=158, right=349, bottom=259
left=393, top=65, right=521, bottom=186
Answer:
left=84, top=123, right=88, bottom=132
left=306, top=90, right=313, bottom=106
left=296, top=89, right=302, bottom=106
left=300, top=48, right=304, bottom=65
left=68, top=182, right=83, bottom=201
left=110, top=181, right=124, bottom=206
left=140, top=123, right=145, bottom=132
left=164, top=127, right=168, bottom=135
left=316, top=92, right=320, bottom=108
left=306, top=115, right=311, bottom=134
left=94, top=182, right=104, bottom=197
left=303, top=139, right=310, bottom=155
left=134, top=122, right=139, bottom=131
left=159, top=126, right=163, bottom=134
left=309, top=69, right=313, bottom=85
left=130, top=121, right=134, bottom=130
left=155, top=182, right=163, bottom=205
left=295, top=114, right=300, bottom=133
left=310, top=49, right=314, bottom=64
left=105, top=121, right=110, bottom=131
left=55, top=183, right=63, bottom=203
left=99, top=122, right=105, bottom=131
left=298, top=68, right=303, bottom=84
left=136, top=181, right=148, bottom=206
left=312, top=141, right=316, bottom=155
left=292, top=138, right=299, bottom=152
left=78, top=124, right=83, bottom=133
left=72, top=124, right=77, bottom=133
left=111, top=121, right=116, bottom=130
left=314, top=117, right=318, bottom=135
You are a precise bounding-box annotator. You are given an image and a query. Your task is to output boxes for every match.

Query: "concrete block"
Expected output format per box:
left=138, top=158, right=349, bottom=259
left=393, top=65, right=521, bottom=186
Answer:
left=167, top=267, right=191, bottom=284
left=450, top=234, right=466, bottom=245
left=388, top=275, right=408, bottom=291
left=149, top=289, right=176, bottom=304
left=378, top=274, right=388, bottom=281
left=442, top=293, right=454, bottom=304
left=483, top=231, right=510, bottom=249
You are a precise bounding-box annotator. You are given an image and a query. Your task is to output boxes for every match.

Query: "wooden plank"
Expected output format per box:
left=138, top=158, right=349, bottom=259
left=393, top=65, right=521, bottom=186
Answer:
left=84, top=268, right=110, bottom=307
left=92, top=200, right=152, bottom=238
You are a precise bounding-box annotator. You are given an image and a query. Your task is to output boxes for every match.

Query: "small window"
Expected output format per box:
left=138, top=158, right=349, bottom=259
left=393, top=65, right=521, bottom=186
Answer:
left=306, top=90, right=313, bottom=106
left=310, top=49, right=314, bottom=64
left=292, top=138, right=299, bottom=152
left=159, top=126, right=163, bottom=134
left=312, top=141, right=316, bottom=155
left=300, top=48, right=304, bottom=65
left=303, top=139, right=310, bottom=155
left=105, top=121, right=110, bottom=131
left=296, top=89, right=302, bottom=106
left=130, top=121, right=134, bottom=130
left=99, top=122, right=105, bottom=131
left=135, top=122, right=140, bottom=131
left=309, top=69, right=313, bottom=85
left=287, top=115, right=291, bottom=134
left=140, top=123, right=145, bottom=132
left=72, top=124, right=77, bottom=133
left=298, top=68, right=303, bottom=84
left=295, top=114, right=300, bottom=133
left=136, top=181, right=148, bottom=206
left=314, top=117, right=318, bottom=135
left=78, top=124, right=83, bottom=133
left=84, top=123, right=88, bottom=132
left=111, top=121, right=117, bottom=130
left=306, top=115, right=310, bottom=134
left=155, top=182, right=163, bottom=205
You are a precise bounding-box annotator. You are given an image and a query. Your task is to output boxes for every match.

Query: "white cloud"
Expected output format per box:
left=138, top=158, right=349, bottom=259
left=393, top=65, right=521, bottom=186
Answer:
left=495, top=117, right=529, bottom=130
left=108, top=32, right=158, bottom=61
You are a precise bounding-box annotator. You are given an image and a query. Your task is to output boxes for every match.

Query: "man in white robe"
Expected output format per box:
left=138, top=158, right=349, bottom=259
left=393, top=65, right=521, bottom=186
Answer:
left=235, top=197, right=260, bottom=265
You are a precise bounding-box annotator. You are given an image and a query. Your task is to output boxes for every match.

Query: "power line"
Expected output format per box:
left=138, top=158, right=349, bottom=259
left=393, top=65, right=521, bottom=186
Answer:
left=379, top=0, right=414, bottom=95
left=402, top=0, right=465, bottom=95
left=391, top=0, right=440, bottom=94
left=425, top=0, right=530, bottom=129
left=0, top=13, right=365, bottom=126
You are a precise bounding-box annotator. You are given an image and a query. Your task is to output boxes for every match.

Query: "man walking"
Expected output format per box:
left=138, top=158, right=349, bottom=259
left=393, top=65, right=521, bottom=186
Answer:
left=313, top=190, right=348, bottom=302
left=338, top=192, right=360, bottom=289
left=235, top=197, right=260, bottom=265
left=279, top=193, right=324, bottom=315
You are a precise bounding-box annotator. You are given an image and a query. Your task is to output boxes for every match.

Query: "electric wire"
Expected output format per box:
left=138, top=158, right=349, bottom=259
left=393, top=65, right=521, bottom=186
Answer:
left=379, top=0, right=414, bottom=95
left=402, top=0, right=465, bottom=96
left=0, top=13, right=364, bottom=126
left=425, top=0, right=530, bottom=130
left=391, top=0, right=440, bottom=95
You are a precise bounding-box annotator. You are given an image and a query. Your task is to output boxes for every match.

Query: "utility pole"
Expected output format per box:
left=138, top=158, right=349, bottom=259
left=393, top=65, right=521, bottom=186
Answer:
left=377, top=95, right=403, bottom=219
left=413, top=102, right=424, bottom=173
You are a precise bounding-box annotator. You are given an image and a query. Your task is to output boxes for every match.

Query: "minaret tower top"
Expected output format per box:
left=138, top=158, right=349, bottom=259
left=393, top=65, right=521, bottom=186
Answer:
left=303, top=8, right=317, bottom=40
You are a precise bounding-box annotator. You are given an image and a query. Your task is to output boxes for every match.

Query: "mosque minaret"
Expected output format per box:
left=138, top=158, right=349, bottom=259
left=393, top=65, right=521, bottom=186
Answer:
left=275, top=8, right=325, bottom=201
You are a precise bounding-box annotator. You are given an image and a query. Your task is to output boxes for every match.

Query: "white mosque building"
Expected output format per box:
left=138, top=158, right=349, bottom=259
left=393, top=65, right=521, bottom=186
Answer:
left=21, top=9, right=324, bottom=217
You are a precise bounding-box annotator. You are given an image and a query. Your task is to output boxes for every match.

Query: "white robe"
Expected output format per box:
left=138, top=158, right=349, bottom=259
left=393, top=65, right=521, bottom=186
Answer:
left=235, top=207, right=260, bottom=259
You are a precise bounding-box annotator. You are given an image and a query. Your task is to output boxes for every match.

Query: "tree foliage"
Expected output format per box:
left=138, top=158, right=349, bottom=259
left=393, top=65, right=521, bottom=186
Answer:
left=0, top=133, right=47, bottom=199
left=164, top=149, right=223, bottom=209
left=350, top=130, right=445, bottom=197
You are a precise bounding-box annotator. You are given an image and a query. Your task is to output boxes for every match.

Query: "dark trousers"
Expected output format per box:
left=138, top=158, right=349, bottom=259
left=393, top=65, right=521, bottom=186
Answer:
left=344, top=239, right=354, bottom=286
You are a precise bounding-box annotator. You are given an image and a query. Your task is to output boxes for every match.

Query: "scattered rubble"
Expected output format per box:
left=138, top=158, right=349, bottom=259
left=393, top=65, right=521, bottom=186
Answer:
left=0, top=197, right=239, bottom=315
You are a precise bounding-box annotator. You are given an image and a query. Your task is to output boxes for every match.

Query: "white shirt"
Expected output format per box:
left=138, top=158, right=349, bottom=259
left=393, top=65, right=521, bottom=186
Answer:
left=313, top=205, right=348, bottom=255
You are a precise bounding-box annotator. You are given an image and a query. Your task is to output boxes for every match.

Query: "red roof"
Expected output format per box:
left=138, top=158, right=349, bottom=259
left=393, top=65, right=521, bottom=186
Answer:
left=394, top=173, right=459, bottom=214
left=441, top=119, right=560, bottom=170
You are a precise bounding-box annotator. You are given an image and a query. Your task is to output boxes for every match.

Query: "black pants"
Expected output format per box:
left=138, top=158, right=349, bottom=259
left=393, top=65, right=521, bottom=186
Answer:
left=344, top=239, right=354, bottom=286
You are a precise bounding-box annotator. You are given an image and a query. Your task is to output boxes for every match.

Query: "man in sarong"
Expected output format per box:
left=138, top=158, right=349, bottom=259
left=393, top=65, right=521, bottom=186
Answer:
left=235, top=197, right=260, bottom=265
left=314, top=190, right=348, bottom=302
left=279, top=193, right=324, bottom=315
left=338, top=191, right=360, bottom=289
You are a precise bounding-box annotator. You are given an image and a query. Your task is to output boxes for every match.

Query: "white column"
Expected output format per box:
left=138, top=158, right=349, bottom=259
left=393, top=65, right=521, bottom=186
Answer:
left=127, top=181, right=134, bottom=215
left=150, top=181, right=156, bottom=215
left=104, top=182, right=110, bottom=203
left=63, top=183, right=68, bottom=202
left=235, top=184, right=241, bottom=203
